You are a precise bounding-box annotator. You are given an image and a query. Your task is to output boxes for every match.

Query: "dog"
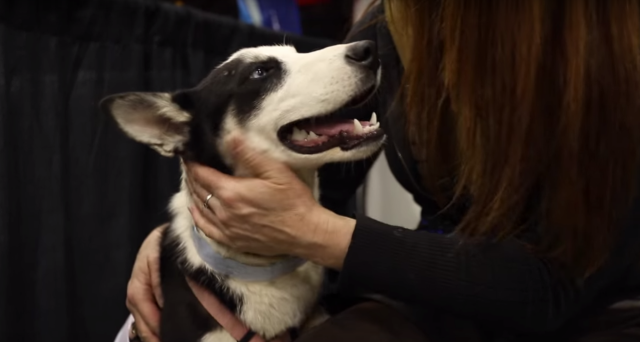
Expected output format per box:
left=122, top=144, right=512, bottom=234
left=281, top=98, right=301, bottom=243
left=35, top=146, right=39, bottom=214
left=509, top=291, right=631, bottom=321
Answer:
left=101, top=40, right=385, bottom=342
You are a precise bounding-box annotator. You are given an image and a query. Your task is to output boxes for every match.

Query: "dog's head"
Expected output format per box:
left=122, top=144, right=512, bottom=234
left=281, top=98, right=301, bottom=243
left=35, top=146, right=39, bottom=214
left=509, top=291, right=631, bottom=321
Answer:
left=100, top=41, right=385, bottom=172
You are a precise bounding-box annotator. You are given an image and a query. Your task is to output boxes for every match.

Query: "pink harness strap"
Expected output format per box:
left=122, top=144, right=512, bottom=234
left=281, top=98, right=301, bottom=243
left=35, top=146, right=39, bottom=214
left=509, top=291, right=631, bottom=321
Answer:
left=186, top=277, right=293, bottom=342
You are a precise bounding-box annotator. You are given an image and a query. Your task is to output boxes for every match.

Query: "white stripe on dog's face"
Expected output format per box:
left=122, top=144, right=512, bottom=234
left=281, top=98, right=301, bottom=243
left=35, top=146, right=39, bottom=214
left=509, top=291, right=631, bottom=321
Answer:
left=245, top=44, right=371, bottom=124
left=221, top=43, right=384, bottom=169
left=230, top=44, right=371, bottom=127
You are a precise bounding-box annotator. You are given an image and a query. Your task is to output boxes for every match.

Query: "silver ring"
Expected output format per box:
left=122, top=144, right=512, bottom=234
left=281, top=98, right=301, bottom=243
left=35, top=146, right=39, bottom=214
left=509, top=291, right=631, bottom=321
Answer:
left=203, top=193, right=213, bottom=209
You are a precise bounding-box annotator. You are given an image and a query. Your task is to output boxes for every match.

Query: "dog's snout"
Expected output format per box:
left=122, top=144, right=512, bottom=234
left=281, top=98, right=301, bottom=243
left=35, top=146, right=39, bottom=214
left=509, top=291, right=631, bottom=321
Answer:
left=345, top=41, right=379, bottom=71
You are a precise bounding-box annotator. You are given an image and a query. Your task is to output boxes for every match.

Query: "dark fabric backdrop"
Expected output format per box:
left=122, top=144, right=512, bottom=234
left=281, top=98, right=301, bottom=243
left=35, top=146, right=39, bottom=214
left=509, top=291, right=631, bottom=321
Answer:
left=0, top=1, right=333, bottom=341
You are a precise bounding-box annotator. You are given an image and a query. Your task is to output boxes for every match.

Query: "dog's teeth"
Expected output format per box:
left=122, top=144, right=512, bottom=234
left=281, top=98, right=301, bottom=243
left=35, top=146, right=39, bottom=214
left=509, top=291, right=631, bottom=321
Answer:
left=353, top=119, right=364, bottom=135
left=292, top=127, right=307, bottom=141
left=308, top=131, right=319, bottom=139
left=370, top=112, right=378, bottom=125
left=362, top=121, right=380, bottom=134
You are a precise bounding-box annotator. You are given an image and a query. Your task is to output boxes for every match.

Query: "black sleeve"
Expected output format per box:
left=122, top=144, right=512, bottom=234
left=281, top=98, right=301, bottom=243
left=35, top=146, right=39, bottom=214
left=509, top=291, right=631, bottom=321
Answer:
left=338, top=214, right=639, bottom=334
left=318, top=5, right=384, bottom=215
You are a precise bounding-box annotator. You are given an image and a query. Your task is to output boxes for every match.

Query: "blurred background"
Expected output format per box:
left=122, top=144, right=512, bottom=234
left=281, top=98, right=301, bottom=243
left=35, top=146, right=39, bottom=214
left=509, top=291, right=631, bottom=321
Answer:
left=0, top=0, right=418, bottom=341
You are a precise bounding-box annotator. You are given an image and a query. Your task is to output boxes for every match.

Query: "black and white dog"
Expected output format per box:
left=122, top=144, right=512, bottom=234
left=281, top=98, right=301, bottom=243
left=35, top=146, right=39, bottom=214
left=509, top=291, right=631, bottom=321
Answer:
left=101, top=41, right=385, bottom=342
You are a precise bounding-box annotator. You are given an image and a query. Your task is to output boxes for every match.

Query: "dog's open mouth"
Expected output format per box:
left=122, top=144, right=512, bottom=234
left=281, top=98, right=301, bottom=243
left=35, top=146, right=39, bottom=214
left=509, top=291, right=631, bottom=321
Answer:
left=278, top=111, right=383, bottom=154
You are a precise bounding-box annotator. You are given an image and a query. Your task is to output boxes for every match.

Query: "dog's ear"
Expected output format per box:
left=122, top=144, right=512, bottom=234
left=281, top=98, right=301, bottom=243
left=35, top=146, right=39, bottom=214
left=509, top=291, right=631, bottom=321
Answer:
left=100, top=92, right=191, bottom=157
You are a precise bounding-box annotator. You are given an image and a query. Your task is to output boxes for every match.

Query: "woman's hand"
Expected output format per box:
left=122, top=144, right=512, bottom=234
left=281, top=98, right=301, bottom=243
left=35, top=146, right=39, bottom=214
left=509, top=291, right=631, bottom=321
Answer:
left=126, top=225, right=165, bottom=342
left=185, top=136, right=356, bottom=269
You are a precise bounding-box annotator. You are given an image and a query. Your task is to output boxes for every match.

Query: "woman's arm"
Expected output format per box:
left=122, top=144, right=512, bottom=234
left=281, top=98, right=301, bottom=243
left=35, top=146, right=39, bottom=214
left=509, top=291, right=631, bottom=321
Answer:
left=299, top=212, right=639, bottom=334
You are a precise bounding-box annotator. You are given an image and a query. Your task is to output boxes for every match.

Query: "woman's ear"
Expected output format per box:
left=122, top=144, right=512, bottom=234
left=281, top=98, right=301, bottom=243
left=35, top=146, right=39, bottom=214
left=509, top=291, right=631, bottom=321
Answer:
left=100, top=92, right=192, bottom=157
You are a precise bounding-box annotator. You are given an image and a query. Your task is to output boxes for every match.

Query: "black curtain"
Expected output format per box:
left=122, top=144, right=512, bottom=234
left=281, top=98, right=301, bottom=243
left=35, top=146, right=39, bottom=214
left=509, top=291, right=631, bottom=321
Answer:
left=156, top=0, right=240, bottom=19
left=0, top=1, right=333, bottom=341
left=299, top=0, right=355, bottom=41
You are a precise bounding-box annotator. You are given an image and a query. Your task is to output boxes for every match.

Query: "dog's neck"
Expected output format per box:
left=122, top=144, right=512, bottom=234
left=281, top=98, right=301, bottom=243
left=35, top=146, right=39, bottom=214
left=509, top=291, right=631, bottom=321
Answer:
left=232, top=162, right=317, bottom=190
left=171, top=161, right=318, bottom=267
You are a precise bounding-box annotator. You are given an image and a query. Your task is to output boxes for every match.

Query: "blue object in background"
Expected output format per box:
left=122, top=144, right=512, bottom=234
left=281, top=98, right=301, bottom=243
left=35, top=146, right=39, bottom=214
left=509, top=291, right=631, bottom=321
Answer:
left=237, top=0, right=302, bottom=35
left=237, top=0, right=263, bottom=26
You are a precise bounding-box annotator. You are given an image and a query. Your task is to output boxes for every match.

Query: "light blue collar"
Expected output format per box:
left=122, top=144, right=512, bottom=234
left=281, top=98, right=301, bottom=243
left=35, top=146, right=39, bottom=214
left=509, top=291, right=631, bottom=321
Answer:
left=191, top=226, right=307, bottom=282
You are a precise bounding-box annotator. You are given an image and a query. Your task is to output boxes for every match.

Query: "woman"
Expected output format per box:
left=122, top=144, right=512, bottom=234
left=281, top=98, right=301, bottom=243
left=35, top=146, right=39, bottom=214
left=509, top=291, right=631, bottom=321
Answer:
left=124, top=1, right=640, bottom=341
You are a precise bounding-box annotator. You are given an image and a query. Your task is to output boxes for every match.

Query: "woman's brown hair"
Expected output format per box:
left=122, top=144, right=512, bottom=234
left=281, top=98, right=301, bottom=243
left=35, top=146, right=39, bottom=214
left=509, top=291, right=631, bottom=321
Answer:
left=387, top=0, right=640, bottom=276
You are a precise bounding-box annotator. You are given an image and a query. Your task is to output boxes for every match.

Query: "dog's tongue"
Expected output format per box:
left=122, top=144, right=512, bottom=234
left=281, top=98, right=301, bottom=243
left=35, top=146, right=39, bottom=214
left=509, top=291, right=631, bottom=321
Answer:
left=297, top=119, right=368, bottom=136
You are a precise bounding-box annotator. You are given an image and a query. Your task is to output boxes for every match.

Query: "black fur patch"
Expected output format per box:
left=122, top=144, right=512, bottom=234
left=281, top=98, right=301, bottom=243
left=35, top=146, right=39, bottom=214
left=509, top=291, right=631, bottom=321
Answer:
left=159, top=227, right=243, bottom=342
left=174, top=55, right=285, bottom=173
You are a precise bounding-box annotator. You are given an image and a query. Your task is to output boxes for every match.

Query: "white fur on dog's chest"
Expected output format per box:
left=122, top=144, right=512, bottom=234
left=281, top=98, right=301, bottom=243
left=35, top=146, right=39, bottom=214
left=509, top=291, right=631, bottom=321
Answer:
left=170, top=183, right=324, bottom=341
left=199, top=262, right=324, bottom=342
left=229, top=262, right=324, bottom=337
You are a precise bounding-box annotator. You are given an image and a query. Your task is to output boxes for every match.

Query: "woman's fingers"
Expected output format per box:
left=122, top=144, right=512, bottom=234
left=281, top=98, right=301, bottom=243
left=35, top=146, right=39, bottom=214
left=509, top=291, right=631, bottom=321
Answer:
left=189, top=205, right=231, bottom=246
left=186, top=174, right=211, bottom=205
left=128, top=312, right=160, bottom=342
left=187, top=178, right=224, bottom=216
left=186, top=162, right=234, bottom=195
left=199, top=197, right=225, bottom=226
left=186, top=168, right=233, bottom=245
left=147, top=255, right=164, bottom=308
left=126, top=290, right=161, bottom=342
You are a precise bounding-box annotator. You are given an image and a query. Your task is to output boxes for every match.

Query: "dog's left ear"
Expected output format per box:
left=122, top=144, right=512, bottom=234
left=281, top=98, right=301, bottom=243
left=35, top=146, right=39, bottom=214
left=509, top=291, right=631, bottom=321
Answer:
left=100, top=92, right=191, bottom=157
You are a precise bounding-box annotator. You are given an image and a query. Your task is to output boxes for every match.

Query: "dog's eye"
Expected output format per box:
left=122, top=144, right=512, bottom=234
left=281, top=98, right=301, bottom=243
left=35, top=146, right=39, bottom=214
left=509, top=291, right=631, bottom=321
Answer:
left=250, top=67, right=268, bottom=79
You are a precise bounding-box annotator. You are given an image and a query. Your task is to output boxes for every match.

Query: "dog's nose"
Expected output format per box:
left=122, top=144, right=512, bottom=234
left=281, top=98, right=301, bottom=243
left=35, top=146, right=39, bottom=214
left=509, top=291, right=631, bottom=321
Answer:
left=345, top=41, right=379, bottom=71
